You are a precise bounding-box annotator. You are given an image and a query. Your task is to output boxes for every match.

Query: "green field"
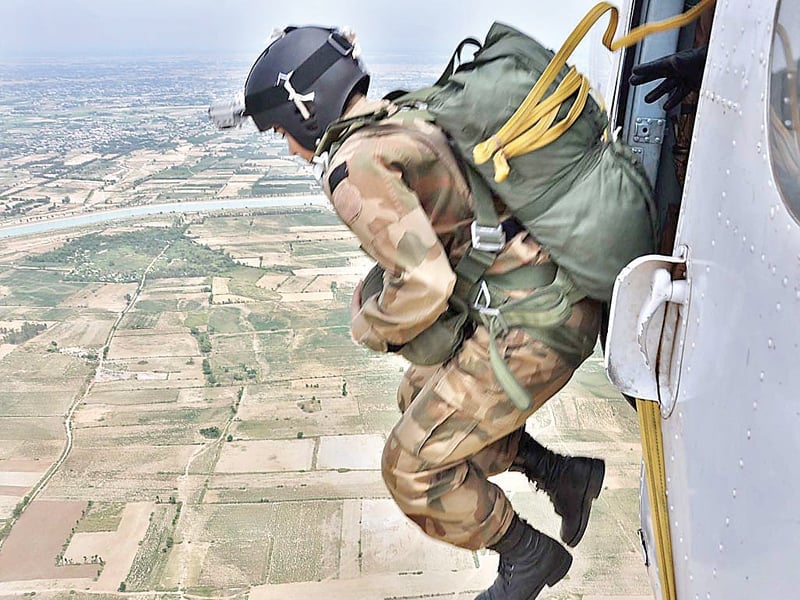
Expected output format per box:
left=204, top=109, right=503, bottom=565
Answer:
left=119, top=311, right=161, bottom=330
left=0, top=269, right=85, bottom=306
left=191, top=501, right=342, bottom=590
left=206, top=306, right=245, bottom=334
left=75, top=502, right=126, bottom=533
left=125, top=503, right=180, bottom=591
left=23, top=226, right=250, bottom=283
left=154, top=157, right=220, bottom=179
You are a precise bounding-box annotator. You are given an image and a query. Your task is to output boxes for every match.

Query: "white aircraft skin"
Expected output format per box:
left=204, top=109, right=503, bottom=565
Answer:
left=606, top=1, right=800, bottom=599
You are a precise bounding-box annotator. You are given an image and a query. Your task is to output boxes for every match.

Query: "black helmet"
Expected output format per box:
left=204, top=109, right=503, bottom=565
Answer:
left=243, top=26, right=370, bottom=151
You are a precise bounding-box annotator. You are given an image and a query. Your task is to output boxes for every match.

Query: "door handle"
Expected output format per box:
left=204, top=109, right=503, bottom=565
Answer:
left=637, top=268, right=689, bottom=368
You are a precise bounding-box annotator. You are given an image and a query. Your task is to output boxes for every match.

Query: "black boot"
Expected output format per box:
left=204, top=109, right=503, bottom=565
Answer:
left=476, top=514, right=572, bottom=600
left=511, top=432, right=605, bottom=547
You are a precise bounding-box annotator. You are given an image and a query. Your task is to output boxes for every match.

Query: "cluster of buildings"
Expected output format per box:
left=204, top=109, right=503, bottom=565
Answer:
left=0, top=56, right=319, bottom=229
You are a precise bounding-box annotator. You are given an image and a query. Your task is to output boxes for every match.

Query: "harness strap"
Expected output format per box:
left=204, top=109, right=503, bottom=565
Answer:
left=315, top=107, right=393, bottom=158
left=481, top=262, right=556, bottom=291
left=474, top=267, right=587, bottom=410
left=452, top=163, right=505, bottom=299
left=453, top=247, right=496, bottom=301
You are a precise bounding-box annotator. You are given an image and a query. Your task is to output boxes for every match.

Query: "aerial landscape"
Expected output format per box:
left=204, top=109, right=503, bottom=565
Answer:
left=0, top=53, right=652, bottom=599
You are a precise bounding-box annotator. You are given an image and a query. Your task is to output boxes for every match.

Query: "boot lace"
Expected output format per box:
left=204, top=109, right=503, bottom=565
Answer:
left=527, top=460, right=561, bottom=494
left=512, top=445, right=563, bottom=493
left=497, top=556, right=515, bottom=587
left=540, top=455, right=563, bottom=491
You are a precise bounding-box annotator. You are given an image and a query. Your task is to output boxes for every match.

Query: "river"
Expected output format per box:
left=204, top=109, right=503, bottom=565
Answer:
left=0, top=195, right=329, bottom=240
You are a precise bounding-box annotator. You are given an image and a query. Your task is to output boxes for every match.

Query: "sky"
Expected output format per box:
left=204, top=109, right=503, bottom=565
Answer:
left=0, top=0, right=619, bottom=63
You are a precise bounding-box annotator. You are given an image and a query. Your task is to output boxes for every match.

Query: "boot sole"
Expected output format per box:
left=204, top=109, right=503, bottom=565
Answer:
left=545, top=549, right=573, bottom=587
left=564, top=458, right=605, bottom=548
left=525, top=547, right=573, bottom=600
left=478, top=534, right=573, bottom=600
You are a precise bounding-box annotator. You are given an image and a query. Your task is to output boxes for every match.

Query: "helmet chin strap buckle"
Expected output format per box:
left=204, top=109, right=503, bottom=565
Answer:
left=312, top=151, right=330, bottom=183
left=277, top=71, right=315, bottom=121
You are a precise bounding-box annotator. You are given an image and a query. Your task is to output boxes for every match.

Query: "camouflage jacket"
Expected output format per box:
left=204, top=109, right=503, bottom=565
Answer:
left=322, top=97, right=551, bottom=352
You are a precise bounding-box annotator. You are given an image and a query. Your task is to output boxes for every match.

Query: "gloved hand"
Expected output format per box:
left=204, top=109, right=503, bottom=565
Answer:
left=630, top=46, right=708, bottom=111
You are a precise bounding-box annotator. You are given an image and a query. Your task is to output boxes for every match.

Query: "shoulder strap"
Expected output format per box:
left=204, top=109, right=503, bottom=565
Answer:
left=434, top=36, right=483, bottom=85
left=389, top=36, right=483, bottom=108
left=452, top=166, right=503, bottom=300
left=315, top=106, right=392, bottom=158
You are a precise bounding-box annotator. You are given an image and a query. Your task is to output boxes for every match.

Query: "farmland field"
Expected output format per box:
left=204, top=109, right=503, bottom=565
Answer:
left=0, top=207, right=649, bottom=599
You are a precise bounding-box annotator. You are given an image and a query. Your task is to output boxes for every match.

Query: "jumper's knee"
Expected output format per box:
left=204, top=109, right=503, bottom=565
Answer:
left=381, top=431, right=510, bottom=550
left=381, top=432, right=404, bottom=500
left=381, top=431, right=468, bottom=509
left=381, top=432, right=427, bottom=505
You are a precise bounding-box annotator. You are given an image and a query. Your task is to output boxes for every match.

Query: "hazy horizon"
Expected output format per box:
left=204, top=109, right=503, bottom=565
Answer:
left=1, top=0, right=614, bottom=63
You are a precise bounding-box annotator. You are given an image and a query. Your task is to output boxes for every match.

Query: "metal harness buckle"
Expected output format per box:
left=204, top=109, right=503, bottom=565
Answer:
left=470, top=221, right=506, bottom=252
left=473, top=281, right=508, bottom=332
left=473, top=280, right=499, bottom=315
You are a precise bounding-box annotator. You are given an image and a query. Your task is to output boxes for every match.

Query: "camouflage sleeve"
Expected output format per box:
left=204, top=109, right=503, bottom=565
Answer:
left=324, top=133, right=457, bottom=352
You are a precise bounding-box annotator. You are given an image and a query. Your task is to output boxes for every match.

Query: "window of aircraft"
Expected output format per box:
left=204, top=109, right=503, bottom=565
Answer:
left=769, top=0, right=800, bottom=223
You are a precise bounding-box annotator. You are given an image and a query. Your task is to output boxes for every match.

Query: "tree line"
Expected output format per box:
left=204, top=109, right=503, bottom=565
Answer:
left=1, top=322, right=47, bottom=345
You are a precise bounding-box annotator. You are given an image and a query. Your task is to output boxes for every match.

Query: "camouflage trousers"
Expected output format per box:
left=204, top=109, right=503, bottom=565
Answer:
left=381, top=298, right=601, bottom=550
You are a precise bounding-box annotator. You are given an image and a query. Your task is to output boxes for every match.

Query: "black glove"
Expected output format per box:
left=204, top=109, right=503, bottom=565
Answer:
left=629, top=46, right=708, bottom=111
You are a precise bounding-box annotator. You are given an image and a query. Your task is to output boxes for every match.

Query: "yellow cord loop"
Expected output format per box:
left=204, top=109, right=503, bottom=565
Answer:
left=474, top=0, right=717, bottom=183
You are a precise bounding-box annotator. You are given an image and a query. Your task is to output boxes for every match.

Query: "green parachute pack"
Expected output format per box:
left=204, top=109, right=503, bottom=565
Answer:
left=395, top=21, right=658, bottom=303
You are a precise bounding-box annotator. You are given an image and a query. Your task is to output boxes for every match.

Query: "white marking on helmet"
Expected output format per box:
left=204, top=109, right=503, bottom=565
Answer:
left=276, top=71, right=315, bottom=121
